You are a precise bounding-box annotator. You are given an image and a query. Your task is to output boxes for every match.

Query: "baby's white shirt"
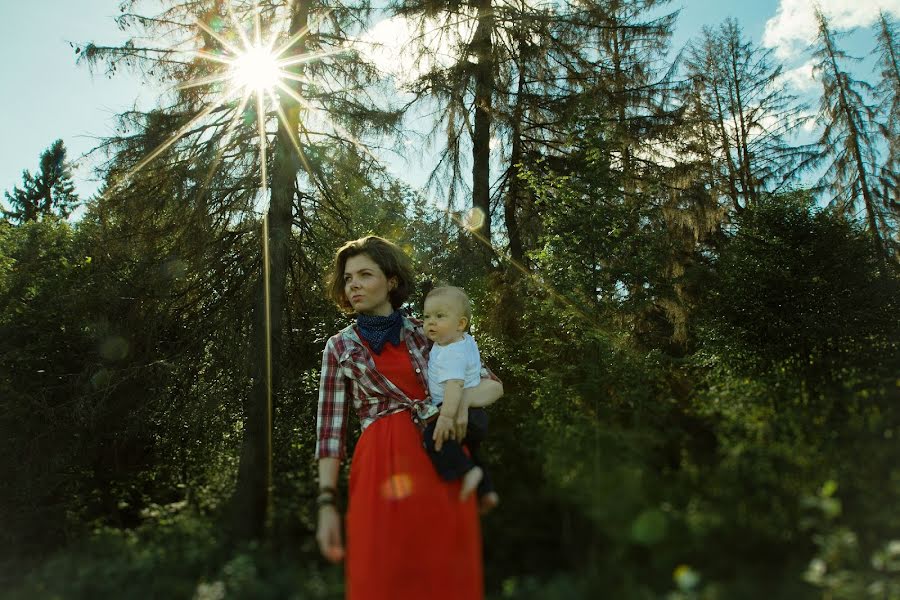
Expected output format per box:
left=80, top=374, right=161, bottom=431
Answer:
left=427, top=333, right=482, bottom=406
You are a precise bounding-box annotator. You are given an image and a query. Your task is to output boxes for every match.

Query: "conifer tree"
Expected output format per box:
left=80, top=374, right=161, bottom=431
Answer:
left=388, top=0, right=505, bottom=251
left=78, top=0, right=397, bottom=539
left=568, top=0, right=679, bottom=202
left=682, top=19, right=814, bottom=213
left=3, top=140, right=79, bottom=224
left=873, top=10, right=900, bottom=239
left=812, top=9, right=888, bottom=256
left=527, top=0, right=700, bottom=348
left=389, top=0, right=586, bottom=263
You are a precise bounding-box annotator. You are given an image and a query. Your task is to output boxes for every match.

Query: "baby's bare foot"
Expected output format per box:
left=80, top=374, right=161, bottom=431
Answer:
left=479, top=492, right=499, bottom=515
left=460, top=467, right=483, bottom=501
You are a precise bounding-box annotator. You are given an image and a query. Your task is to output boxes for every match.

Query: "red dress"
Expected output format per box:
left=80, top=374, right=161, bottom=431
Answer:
left=345, top=340, right=483, bottom=600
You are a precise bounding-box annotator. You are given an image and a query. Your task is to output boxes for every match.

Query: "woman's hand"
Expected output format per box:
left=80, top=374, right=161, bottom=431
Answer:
left=433, top=414, right=456, bottom=452
left=316, top=504, right=345, bottom=563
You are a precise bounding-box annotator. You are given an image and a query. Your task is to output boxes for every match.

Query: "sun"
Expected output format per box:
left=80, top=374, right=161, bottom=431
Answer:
left=231, top=45, right=282, bottom=92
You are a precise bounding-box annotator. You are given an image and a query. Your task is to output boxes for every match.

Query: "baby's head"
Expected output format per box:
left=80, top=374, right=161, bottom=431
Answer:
left=423, top=285, right=472, bottom=346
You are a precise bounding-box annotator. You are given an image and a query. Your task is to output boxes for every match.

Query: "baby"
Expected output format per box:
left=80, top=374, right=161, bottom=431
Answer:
left=422, top=285, right=498, bottom=510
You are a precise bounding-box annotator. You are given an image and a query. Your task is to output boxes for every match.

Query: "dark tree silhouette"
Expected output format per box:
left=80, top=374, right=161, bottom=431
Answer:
left=3, top=140, right=79, bottom=224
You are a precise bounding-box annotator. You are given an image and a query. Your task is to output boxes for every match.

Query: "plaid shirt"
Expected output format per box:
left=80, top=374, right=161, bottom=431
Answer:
left=316, top=316, right=432, bottom=460
left=315, top=315, right=500, bottom=460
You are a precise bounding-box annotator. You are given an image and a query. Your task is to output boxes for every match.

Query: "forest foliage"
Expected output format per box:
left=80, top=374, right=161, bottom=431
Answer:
left=1, top=1, right=899, bottom=599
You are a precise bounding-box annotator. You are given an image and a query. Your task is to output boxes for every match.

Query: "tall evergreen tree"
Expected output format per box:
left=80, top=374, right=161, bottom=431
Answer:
left=682, top=19, right=814, bottom=213
left=873, top=10, right=900, bottom=239
left=508, top=0, right=726, bottom=352
left=3, top=140, right=79, bottom=224
left=78, top=0, right=398, bottom=539
left=389, top=0, right=504, bottom=246
left=391, top=0, right=498, bottom=253
left=545, top=0, right=694, bottom=347
left=569, top=0, right=678, bottom=203
left=812, top=9, right=888, bottom=256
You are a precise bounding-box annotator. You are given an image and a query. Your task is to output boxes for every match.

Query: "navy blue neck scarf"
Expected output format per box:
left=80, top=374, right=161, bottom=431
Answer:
left=356, top=310, right=403, bottom=354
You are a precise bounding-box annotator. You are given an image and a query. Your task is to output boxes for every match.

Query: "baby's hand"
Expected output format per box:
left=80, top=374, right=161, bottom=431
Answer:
left=433, top=414, right=455, bottom=452
left=454, top=405, right=469, bottom=440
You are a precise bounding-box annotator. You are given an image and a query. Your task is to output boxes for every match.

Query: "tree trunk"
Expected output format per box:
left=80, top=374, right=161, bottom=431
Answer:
left=829, top=56, right=885, bottom=257
left=471, top=0, right=493, bottom=247
left=229, top=2, right=307, bottom=541
left=712, top=84, right=743, bottom=212
left=505, top=37, right=528, bottom=266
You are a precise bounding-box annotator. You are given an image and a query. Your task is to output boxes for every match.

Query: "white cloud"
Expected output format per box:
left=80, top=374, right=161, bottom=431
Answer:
left=778, top=60, right=817, bottom=91
left=801, top=110, right=819, bottom=133
left=763, top=0, right=900, bottom=59
left=355, top=14, right=475, bottom=87
left=355, top=16, right=417, bottom=83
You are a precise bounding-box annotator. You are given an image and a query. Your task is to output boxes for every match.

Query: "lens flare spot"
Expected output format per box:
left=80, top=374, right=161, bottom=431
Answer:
left=631, top=508, right=668, bottom=545
left=673, top=564, right=700, bottom=591
left=464, top=207, right=486, bottom=232
left=381, top=473, right=414, bottom=500
left=163, top=258, right=188, bottom=280
left=99, top=336, right=129, bottom=362
left=91, top=368, right=114, bottom=389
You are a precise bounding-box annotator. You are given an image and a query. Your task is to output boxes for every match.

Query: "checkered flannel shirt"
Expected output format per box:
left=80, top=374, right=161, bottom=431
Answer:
left=315, top=316, right=429, bottom=460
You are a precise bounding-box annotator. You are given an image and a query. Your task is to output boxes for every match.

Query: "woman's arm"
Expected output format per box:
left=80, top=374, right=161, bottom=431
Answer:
left=454, top=377, right=502, bottom=438
left=462, top=377, right=503, bottom=408
left=316, top=457, right=344, bottom=563
left=315, top=337, right=349, bottom=563
left=318, top=457, right=341, bottom=495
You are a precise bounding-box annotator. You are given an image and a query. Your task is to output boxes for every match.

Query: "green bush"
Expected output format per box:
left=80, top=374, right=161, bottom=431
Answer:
left=3, top=512, right=343, bottom=600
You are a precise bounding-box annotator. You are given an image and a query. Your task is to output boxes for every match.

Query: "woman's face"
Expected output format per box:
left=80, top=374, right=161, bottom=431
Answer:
left=344, top=253, right=396, bottom=316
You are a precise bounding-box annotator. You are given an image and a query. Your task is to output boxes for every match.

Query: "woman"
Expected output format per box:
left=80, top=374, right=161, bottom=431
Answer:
left=315, top=235, right=503, bottom=600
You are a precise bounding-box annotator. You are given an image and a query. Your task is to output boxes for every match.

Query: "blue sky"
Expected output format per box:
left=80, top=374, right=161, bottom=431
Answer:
left=0, top=0, right=891, bottom=200
left=0, top=1, right=154, bottom=199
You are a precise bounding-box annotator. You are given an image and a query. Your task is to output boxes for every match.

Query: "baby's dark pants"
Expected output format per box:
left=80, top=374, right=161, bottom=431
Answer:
left=422, top=407, right=494, bottom=497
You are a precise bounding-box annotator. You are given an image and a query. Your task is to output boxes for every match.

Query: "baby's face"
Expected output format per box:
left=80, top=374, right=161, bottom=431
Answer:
left=423, top=295, right=467, bottom=346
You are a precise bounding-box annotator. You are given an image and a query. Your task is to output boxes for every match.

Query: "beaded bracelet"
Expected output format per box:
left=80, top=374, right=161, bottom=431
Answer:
left=316, top=487, right=338, bottom=509
left=316, top=495, right=336, bottom=509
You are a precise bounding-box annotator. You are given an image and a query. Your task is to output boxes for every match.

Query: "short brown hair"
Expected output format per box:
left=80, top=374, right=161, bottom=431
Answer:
left=326, top=235, right=415, bottom=313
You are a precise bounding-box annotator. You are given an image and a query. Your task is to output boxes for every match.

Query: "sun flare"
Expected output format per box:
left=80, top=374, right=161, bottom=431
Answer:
left=114, top=2, right=359, bottom=204
left=231, top=45, right=282, bottom=92
left=169, top=4, right=344, bottom=195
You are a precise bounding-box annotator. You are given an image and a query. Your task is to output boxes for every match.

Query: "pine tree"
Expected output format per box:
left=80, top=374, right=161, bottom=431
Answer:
left=574, top=0, right=696, bottom=347
left=497, top=0, right=586, bottom=266
left=873, top=10, right=900, bottom=240
left=812, top=9, right=887, bottom=256
left=388, top=0, right=496, bottom=245
left=526, top=0, right=705, bottom=349
left=3, top=140, right=79, bottom=224
left=568, top=0, right=679, bottom=202
left=682, top=19, right=814, bottom=213
left=77, top=0, right=398, bottom=539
